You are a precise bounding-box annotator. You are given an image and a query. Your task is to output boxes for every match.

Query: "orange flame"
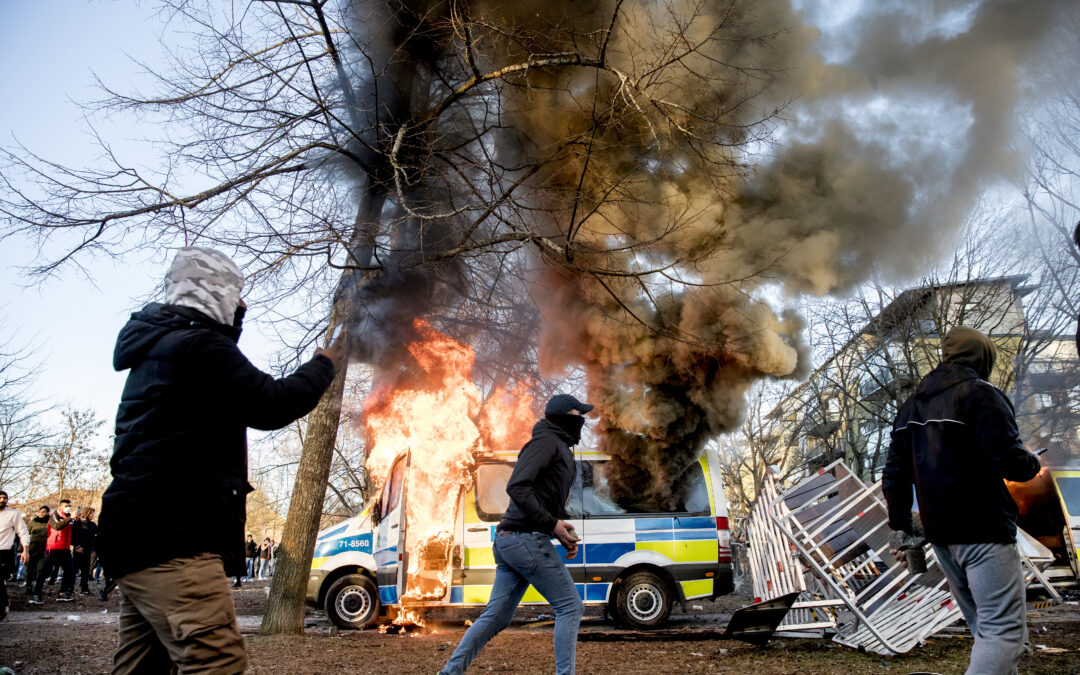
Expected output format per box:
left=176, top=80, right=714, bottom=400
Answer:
left=362, top=320, right=534, bottom=627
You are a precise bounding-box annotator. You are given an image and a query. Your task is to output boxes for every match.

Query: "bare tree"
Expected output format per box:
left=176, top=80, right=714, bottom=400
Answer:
left=0, top=0, right=789, bottom=632
left=0, top=336, right=52, bottom=492
left=32, top=408, right=107, bottom=501
left=772, top=207, right=1080, bottom=483
left=715, top=381, right=811, bottom=521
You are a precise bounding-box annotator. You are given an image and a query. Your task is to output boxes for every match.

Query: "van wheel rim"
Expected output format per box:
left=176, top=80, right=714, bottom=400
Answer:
left=626, top=583, right=663, bottom=622
left=336, top=585, right=373, bottom=622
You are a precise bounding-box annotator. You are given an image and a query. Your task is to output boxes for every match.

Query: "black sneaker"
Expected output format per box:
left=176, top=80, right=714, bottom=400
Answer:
left=57, top=592, right=75, bottom=602
left=98, top=589, right=109, bottom=601
left=28, top=594, right=44, bottom=605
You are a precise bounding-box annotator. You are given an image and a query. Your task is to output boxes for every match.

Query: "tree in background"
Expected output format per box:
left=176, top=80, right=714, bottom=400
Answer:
left=0, top=336, right=52, bottom=493
left=31, top=408, right=107, bottom=502
left=715, top=381, right=809, bottom=521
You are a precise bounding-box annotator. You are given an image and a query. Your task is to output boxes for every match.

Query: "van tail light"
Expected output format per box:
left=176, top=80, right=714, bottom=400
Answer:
left=716, top=516, right=731, bottom=563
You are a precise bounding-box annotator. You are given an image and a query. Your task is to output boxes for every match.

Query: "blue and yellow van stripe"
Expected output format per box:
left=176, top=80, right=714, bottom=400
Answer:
left=311, top=503, right=373, bottom=569
left=456, top=516, right=719, bottom=603
left=425, top=452, right=723, bottom=605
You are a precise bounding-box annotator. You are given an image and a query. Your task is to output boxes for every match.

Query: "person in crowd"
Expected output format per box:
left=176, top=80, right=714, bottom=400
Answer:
left=439, top=394, right=590, bottom=675
left=96, top=247, right=343, bottom=674
left=884, top=326, right=1042, bottom=675
left=0, top=490, right=30, bottom=621
left=14, top=539, right=25, bottom=583
left=90, top=539, right=104, bottom=584
left=269, top=539, right=280, bottom=577
left=258, top=538, right=272, bottom=579
left=24, top=505, right=49, bottom=590
left=72, top=507, right=98, bottom=595
left=245, top=533, right=257, bottom=580
left=30, top=498, right=76, bottom=603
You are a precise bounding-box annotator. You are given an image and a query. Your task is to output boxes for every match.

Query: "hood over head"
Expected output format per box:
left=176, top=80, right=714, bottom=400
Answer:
left=113, top=303, right=240, bottom=371
left=164, top=247, right=244, bottom=326
left=941, top=326, right=996, bottom=381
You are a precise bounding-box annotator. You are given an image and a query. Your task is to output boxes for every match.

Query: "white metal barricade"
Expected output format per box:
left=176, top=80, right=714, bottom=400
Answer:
left=758, top=461, right=961, bottom=655
left=746, top=473, right=844, bottom=636
left=1018, top=527, right=1063, bottom=607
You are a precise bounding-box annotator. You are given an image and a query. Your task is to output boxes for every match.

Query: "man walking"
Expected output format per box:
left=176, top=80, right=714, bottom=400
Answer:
left=24, top=505, right=49, bottom=590
left=884, top=326, right=1041, bottom=675
left=440, top=394, right=589, bottom=675
left=245, top=534, right=257, bottom=580
left=30, top=499, right=77, bottom=603
left=0, top=490, right=30, bottom=621
left=96, top=247, right=343, bottom=674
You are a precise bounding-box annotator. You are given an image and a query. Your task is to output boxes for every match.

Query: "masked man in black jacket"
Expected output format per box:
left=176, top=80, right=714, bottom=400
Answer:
left=98, top=247, right=344, bottom=674
left=440, top=394, right=589, bottom=675
left=883, top=326, right=1040, bottom=675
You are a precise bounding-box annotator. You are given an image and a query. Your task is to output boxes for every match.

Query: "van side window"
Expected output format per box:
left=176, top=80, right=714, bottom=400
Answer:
left=382, top=457, right=407, bottom=520
left=583, top=460, right=709, bottom=517
left=475, top=463, right=514, bottom=521
left=1057, top=476, right=1080, bottom=515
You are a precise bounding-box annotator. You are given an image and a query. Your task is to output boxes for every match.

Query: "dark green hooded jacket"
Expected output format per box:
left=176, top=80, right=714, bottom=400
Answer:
left=882, top=327, right=1041, bottom=544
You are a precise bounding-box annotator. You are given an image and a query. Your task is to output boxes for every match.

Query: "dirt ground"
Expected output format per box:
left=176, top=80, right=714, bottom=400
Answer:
left=3, top=579, right=1080, bottom=674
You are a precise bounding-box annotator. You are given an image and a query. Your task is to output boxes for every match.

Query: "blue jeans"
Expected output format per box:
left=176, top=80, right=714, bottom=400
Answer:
left=441, top=531, right=584, bottom=675
left=933, top=542, right=1027, bottom=675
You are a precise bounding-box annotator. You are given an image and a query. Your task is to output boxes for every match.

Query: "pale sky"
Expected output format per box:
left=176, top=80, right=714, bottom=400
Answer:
left=0, top=2, right=277, bottom=436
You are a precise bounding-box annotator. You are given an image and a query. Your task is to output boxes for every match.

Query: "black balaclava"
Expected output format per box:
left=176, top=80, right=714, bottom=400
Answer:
left=942, top=326, right=997, bottom=380
left=232, top=303, right=247, bottom=329
left=546, top=413, right=586, bottom=445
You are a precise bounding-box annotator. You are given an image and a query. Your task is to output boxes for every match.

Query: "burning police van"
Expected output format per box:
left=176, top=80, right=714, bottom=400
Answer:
left=306, top=445, right=734, bottom=630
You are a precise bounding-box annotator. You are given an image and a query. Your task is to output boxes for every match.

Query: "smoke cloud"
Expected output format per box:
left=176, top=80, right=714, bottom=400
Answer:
left=501, top=0, right=1071, bottom=506
left=341, top=0, right=1074, bottom=507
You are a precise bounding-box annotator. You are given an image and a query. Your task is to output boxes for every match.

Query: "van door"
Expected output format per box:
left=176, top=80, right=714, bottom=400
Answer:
left=461, top=462, right=513, bottom=604
left=1050, top=469, right=1080, bottom=578
left=374, top=453, right=409, bottom=606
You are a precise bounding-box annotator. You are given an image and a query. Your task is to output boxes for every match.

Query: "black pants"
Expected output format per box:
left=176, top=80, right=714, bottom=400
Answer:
left=34, top=549, right=74, bottom=594
left=24, top=551, right=44, bottom=588
left=0, top=549, right=14, bottom=610
left=74, top=549, right=92, bottom=592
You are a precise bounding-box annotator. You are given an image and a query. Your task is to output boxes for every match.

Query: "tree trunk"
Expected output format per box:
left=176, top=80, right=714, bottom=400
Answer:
left=258, top=184, right=383, bottom=635
left=259, top=328, right=349, bottom=635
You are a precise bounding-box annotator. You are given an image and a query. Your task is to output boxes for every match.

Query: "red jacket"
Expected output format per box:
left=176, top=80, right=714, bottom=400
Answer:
left=46, top=511, right=74, bottom=551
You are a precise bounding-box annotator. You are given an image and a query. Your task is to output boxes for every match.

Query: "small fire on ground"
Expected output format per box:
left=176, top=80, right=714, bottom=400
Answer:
left=363, top=319, right=534, bottom=629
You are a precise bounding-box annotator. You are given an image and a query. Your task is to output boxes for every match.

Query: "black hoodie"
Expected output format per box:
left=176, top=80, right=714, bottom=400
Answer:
left=98, top=303, right=335, bottom=578
left=882, top=356, right=1040, bottom=545
left=499, top=418, right=579, bottom=535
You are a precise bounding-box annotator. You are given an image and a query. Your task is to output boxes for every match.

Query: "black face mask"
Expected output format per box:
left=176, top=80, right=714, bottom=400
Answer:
left=546, top=413, right=586, bottom=444
left=233, top=304, right=247, bottom=329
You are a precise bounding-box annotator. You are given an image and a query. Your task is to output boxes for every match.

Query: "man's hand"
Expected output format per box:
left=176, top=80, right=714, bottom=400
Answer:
left=554, top=520, right=581, bottom=560
left=314, top=329, right=348, bottom=370
left=20, top=551, right=28, bottom=565
left=889, top=547, right=908, bottom=568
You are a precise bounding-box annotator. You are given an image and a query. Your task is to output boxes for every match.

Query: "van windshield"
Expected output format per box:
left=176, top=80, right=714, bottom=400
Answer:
left=474, top=459, right=710, bottom=521
left=1057, top=476, right=1080, bottom=515
left=572, top=460, right=709, bottom=517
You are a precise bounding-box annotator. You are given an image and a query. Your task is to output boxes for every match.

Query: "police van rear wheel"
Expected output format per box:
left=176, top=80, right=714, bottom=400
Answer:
left=325, top=574, right=380, bottom=630
left=613, top=571, right=672, bottom=630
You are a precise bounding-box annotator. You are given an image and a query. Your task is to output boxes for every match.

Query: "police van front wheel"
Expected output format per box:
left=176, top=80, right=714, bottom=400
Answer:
left=325, top=574, right=380, bottom=630
left=613, top=571, right=672, bottom=630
